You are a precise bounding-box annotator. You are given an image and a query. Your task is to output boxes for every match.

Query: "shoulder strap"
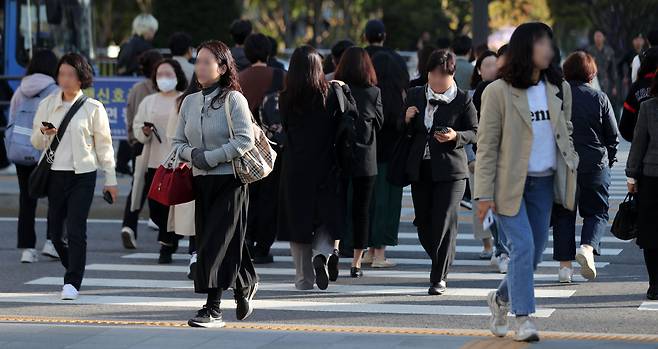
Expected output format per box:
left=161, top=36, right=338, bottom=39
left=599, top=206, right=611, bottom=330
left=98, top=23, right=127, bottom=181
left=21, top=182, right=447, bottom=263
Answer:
left=48, top=95, right=88, bottom=154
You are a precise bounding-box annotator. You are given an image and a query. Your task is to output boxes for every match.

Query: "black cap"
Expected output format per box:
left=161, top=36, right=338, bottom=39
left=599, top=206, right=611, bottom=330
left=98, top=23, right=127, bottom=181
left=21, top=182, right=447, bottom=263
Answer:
left=365, top=19, right=386, bottom=43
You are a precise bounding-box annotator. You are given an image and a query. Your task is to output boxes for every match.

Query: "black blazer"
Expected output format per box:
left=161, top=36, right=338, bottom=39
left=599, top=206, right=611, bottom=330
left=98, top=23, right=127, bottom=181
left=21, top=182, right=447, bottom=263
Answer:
left=405, top=85, right=478, bottom=182
left=350, top=85, right=384, bottom=177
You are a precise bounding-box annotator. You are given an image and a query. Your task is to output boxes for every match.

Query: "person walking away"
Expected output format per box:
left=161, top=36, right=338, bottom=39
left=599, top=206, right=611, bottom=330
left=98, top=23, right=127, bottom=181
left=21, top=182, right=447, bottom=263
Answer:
left=626, top=73, right=658, bottom=301
left=451, top=35, right=474, bottom=91
left=229, top=20, right=253, bottom=72
left=117, top=14, right=158, bottom=76
left=238, top=33, right=287, bottom=264
left=130, top=59, right=188, bottom=264
left=6, top=49, right=59, bottom=263
left=169, top=32, right=195, bottom=84
left=266, top=36, right=286, bottom=70
left=553, top=51, right=619, bottom=283
left=334, top=47, right=384, bottom=277
left=404, top=50, right=478, bottom=295
left=619, top=47, right=658, bottom=141
left=119, top=49, right=163, bottom=249
left=31, top=53, right=118, bottom=300
left=363, top=19, right=409, bottom=84
left=325, top=40, right=355, bottom=80
left=278, top=46, right=345, bottom=290
left=476, top=23, right=578, bottom=342
left=172, top=40, right=259, bottom=327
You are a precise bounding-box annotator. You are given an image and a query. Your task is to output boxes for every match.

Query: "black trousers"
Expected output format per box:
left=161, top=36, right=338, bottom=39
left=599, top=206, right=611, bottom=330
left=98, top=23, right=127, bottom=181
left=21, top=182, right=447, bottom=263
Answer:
left=116, top=140, right=133, bottom=173
left=246, top=154, right=282, bottom=257
left=145, top=168, right=179, bottom=245
left=47, top=171, right=96, bottom=290
left=194, top=174, right=258, bottom=294
left=121, top=152, right=148, bottom=237
left=411, top=161, right=466, bottom=283
left=342, top=175, right=377, bottom=250
left=16, top=163, right=42, bottom=248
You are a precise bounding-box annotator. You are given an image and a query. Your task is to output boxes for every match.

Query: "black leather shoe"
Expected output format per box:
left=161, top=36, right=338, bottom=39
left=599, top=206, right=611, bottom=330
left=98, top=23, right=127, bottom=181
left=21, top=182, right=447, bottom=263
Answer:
left=328, top=250, right=340, bottom=281
left=428, top=281, right=447, bottom=295
left=648, top=286, right=658, bottom=300
left=158, top=245, right=173, bottom=264
left=235, top=282, right=259, bottom=321
left=313, top=254, right=329, bottom=290
left=350, top=267, right=363, bottom=278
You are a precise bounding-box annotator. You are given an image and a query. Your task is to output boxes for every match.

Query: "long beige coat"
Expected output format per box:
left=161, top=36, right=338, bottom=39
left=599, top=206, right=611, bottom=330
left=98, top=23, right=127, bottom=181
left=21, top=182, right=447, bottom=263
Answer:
left=474, top=79, right=579, bottom=216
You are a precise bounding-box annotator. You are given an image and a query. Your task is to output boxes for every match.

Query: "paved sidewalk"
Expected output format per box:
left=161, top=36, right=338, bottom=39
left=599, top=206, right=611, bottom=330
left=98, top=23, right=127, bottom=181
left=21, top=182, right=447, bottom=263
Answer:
left=1, top=322, right=657, bottom=349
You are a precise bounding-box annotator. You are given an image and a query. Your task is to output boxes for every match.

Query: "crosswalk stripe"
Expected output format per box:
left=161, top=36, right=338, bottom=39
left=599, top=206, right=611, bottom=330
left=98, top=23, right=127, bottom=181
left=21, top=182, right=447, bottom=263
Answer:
left=638, top=302, right=658, bottom=311
left=120, top=253, right=610, bottom=269
left=0, top=292, right=555, bottom=317
left=84, top=263, right=587, bottom=282
left=25, top=277, right=576, bottom=298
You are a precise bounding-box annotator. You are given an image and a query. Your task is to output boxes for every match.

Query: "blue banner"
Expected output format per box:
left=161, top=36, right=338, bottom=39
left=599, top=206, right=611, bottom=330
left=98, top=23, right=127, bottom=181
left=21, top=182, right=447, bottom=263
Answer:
left=86, top=77, right=142, bottom=141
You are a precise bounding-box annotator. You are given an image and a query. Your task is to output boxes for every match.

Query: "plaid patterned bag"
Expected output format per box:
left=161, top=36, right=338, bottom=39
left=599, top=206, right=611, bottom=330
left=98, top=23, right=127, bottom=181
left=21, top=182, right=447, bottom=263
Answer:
left=225, top=92, right=277, bottom=184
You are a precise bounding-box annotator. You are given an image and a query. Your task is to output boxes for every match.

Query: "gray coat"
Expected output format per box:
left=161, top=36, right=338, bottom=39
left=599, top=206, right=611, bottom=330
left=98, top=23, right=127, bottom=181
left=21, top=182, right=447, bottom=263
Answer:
left=172, top=89, right=255, bottom=176
left=626, top=98, right=658, bottom=179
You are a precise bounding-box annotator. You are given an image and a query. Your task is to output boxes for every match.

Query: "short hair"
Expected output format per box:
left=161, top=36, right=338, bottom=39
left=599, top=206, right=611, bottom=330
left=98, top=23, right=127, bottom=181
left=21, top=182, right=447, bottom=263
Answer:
left=138, top=49, right=164, bottom=78
left=230, top=20, right=253, bottom=45
left=331, top=39, right=355, bottom=63
left=648, top=29, right=658, bottom=47
left=168, top=32, right=192, bottom=56
left=151, top=58, right=188, bottom=92
left=562, top=51, right=597, bottom=83
left=132, top=14, right=158, bottom=36
left=244, top=33, right=271, bottom=64
left=451, top=35, right=472, bottom=56
left=365, top=20, right=386, bottom=44
left=425, top=50, right=456, bottom=76
left=26, top=49, right=58, bottom=78
left=334, top=46, right=377, bottom=87
left=435, top=37, right=451, bottom=50
left=56, top=53, right=94, bottom=89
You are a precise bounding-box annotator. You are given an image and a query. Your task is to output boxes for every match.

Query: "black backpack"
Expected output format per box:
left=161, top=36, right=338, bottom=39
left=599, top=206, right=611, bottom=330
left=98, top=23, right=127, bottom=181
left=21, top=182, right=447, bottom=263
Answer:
left=259, top=68, right=285, bottom=149
left=331, top=82, right=359, bottom=177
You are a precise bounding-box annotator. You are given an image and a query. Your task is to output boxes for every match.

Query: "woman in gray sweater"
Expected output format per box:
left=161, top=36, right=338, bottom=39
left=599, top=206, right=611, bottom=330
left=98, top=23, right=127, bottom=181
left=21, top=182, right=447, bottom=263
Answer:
left=172, top=40, right=258, bottom=328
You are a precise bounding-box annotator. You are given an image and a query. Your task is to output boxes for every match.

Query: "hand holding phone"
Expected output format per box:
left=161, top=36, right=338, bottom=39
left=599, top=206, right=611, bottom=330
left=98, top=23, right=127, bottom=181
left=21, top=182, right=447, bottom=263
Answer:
left=102, top=186, right=118, bottom=205
left=143, top=122, right=162, bottom=143
left=42, top=121, right=56, bottom=129
left=482, top=208, right=495, bottom=231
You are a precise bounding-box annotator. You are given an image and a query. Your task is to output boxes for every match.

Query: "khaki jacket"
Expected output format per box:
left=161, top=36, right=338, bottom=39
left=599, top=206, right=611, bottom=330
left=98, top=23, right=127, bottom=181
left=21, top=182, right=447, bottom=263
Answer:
left=474, top=79, right=578, bottom=216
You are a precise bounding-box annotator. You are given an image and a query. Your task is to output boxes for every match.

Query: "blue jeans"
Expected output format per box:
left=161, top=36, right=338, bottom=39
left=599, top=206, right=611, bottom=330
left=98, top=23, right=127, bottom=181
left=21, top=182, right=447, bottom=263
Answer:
left=496, top=176, right=554, bottom=316
left=552, top=167, right=610, bottom=260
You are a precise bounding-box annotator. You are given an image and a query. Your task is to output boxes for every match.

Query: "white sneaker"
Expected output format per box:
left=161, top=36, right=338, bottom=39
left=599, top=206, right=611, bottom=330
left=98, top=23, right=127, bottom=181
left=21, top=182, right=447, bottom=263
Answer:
left=61, top=284, right=79, bottom=300
left=490, top=253, right=498, bottom=267
left=187, top=253, right=197, bottom=280
left=20, top=249, right=38, bottom=263
left=575, top=247, right=597, bottom=281
left=487, top=290, right=509, bottom=337
left=497, top=254, right=510, bottom=274
left=558, top=267, right=573, bottom=283
left=514, top=316, right=540, bottom=342
left=41, top=240, right=59, bottom=259
left=147, top=219, right=158, bottom=230
left=121, top=227, right=138, bottom=250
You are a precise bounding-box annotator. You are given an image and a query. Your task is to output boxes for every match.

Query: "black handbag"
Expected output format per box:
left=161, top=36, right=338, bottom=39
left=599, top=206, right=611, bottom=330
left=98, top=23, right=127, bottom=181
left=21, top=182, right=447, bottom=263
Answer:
left=386, top=132, right=413, bottom=187
left=611, top=193, right=639, bottom=241
left=28, top=96, right=88, bottom=199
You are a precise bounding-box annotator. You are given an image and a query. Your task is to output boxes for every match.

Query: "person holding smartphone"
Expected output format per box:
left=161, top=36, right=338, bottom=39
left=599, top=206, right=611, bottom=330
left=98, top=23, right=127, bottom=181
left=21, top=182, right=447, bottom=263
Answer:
left=30, top=53, right=117, bottom=301
left=403, top=50, right=478, bottom=296
left=130, top=58, right=188, bottom=264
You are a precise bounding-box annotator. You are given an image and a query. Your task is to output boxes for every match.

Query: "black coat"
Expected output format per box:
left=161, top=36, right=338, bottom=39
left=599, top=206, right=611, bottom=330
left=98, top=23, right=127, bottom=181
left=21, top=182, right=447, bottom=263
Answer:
left=277, top=90, right=344, bottom=243
left=117, top=35, right=152, bottom=76
left=404, top=85, right=478, bottom=182
left=349, top=85, right=384, bottom=177
left=620, top=73, right=655, bottom=141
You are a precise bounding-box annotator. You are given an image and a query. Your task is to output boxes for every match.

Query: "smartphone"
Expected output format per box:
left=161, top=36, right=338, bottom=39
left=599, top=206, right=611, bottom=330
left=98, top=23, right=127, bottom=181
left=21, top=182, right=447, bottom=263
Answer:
left=434, top=126, right=450, bottom=135
left=42, top=121, right=56, bottom=129
left=143, top=122, right=155, bottom=128
left=482, top=208, right=495, bottom=231
left=103, top=190, right=114, bottom=205
left=144, top=122, right=162, bottom=143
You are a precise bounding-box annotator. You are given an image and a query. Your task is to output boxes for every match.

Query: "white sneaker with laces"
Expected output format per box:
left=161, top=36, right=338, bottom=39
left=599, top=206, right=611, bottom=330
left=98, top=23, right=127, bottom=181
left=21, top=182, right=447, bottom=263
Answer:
left=514, top=316, right=540, bottom=342
left=497, top=254, right=510, bottom=274
left=487, top=290, right=509, bottom=337
left=575, top=247, right=597, bottom=281
left=121, top=227, right=138, bottom=250
left=61, top=284, right=79, bottom=300
left=147, top=219, right=158, bottom=230
left=558, top=267, right=573, bottom=283
left=20, top=249, right=38, bottom=263
left=41, top=240, right=59, bottom=259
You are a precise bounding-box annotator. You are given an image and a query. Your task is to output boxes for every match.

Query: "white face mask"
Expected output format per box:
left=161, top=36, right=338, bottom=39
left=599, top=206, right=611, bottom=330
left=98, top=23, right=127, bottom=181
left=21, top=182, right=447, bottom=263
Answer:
left=156, top=77, right=177, bottom=92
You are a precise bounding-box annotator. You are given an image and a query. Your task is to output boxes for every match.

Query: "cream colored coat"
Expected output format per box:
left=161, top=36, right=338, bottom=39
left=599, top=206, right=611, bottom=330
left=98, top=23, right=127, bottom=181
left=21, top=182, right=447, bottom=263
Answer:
left=474, top=79, right=579, bottom=216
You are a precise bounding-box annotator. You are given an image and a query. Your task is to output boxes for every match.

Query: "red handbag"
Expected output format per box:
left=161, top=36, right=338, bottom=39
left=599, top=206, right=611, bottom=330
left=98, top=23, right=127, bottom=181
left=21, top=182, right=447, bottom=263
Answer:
left=148, top=149, right=195, bottom=206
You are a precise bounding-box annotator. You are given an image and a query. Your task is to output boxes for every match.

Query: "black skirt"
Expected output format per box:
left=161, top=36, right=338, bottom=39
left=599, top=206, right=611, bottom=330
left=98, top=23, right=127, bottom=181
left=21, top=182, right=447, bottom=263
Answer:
left=193, top=174, right=258, bottom=293
left=637, top=175, right=658, bottom=249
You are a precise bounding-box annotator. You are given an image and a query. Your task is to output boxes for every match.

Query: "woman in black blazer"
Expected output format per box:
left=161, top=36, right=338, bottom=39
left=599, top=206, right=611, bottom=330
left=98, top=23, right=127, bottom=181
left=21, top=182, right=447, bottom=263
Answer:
left=334, top=47, right=384, bottom=277
left=403, top=50, right=478, bottom=295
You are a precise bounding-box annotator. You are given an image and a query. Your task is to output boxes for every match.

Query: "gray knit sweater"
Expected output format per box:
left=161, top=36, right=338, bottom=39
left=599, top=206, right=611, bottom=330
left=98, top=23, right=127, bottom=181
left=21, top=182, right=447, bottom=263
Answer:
left=172, top=88, right=255, bottom=176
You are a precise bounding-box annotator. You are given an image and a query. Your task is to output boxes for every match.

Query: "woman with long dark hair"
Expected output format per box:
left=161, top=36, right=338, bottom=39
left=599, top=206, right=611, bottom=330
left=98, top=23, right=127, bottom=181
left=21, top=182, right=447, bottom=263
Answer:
left=334, top=47, right=384, bottom=277
left=278, top=46, right=344, bottom=290
left=172, top=40, right=258, bottom=328
left=476, top=23, right=578, bottom=341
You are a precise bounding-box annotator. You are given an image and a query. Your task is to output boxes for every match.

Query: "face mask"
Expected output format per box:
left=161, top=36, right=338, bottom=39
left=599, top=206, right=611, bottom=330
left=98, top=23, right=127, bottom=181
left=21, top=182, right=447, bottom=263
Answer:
left=157, top=77, right=177, bottom=92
